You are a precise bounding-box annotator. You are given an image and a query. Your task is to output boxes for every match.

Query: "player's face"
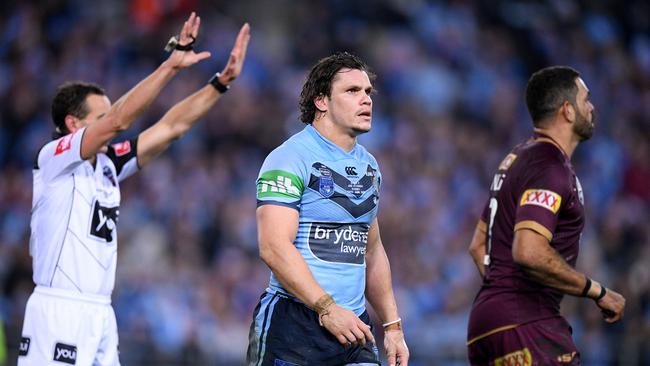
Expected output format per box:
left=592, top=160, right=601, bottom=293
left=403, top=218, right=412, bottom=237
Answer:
left=572, top=78, right=595, bottom=141
left=70, top=94, right=112, bottom=132
left=326, top=68, right=373, bottom=135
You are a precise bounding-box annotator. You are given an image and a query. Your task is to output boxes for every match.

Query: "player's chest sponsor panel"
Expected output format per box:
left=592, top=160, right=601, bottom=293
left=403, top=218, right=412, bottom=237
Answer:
left=65, top=163, right=121, bottom=269
left=307, top=222, right=369, bottom=265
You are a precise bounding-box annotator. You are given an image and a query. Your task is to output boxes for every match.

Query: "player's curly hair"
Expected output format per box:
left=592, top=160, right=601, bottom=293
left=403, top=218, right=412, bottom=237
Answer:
left=299, top=52, right=375, bottom=124
left=525, top=66, right=580, bottom=127
left=51, top=81, right=105, bottom=135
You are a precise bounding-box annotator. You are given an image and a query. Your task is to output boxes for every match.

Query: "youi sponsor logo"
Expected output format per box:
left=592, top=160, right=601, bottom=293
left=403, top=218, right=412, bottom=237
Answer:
left=53, top=342, right=77, bottom=365
left=19, top=337, right=30, bottom=356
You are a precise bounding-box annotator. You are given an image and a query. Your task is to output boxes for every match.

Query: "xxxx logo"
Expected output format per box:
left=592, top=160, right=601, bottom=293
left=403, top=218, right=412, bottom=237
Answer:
left=520, top=189, right=562, bottom=213
left=494, top=347, right=532, bottom=366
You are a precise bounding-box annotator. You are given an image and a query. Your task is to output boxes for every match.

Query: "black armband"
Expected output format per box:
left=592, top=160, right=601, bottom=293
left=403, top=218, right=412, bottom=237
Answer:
left=581, top=277, right=592, bottom=297
left=596, top=286, right=607, bottom=301
left=209, top=72, right=230, bottom=94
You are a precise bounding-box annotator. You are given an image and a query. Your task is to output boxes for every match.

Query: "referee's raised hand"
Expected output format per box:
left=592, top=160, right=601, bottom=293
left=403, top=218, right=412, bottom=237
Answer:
left=216, top=23, right=250, bottom=85
left=165, top=12, right=212, bottom=70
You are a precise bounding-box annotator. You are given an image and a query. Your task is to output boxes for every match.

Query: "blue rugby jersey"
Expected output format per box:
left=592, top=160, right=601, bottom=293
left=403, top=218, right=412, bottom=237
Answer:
left=256, top=125, right=381, bottom=315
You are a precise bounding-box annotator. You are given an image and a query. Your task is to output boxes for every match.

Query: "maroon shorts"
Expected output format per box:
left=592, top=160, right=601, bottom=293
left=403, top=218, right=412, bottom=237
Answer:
left=467, top=317, right=580, bottom=365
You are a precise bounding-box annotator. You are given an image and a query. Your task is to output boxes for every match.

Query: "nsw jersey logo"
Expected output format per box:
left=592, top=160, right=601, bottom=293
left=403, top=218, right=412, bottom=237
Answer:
left=318, top=167, right=334, bottom=197
left=308, top=162, right=380, bottom=218
left=520, top=189, right=562, bottom=213
left=90, top=201, right=119, bottom=242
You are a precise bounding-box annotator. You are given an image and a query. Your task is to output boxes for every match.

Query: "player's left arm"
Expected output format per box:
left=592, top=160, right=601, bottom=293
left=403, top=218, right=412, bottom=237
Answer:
left=365, top=218, right=409, bottom=366
left=513, top=229, right=626, bottom=322
left=513, top=229, right=591, bottom=295
left=513, top=161, right=625, bottom=322
left=136, top=23, right=250, bottom=167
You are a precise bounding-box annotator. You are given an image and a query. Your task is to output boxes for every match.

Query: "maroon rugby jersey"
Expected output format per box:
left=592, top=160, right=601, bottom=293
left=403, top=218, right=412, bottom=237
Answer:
left=467, top=133, right=585, bottom=343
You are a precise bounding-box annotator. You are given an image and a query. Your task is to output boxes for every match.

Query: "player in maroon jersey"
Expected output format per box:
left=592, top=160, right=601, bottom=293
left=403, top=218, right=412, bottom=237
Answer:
left=466, top=66, right=626, bottom=365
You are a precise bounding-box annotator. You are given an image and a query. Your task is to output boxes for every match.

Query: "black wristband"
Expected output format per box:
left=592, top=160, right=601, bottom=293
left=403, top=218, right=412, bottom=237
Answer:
left=209, top=72, right=230, bottom=94
left=581, top=277, right=592, bottom=297
left=596, top=286, right=607, bottom=301
left=164, top=35, right=195, bottom=52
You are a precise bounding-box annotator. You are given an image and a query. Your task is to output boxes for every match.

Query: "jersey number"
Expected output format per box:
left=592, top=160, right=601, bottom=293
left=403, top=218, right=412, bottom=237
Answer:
left=484, top=197, right=498, bottom=265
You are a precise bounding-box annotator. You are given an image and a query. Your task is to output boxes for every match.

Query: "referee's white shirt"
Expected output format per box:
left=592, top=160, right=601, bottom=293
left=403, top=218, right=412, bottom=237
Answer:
left=30, top=127, right=138, bottom=298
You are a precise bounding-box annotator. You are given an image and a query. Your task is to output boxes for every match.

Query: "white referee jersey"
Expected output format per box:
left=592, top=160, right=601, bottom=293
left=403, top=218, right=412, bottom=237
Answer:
left=30, top=127, right=139, bottom=297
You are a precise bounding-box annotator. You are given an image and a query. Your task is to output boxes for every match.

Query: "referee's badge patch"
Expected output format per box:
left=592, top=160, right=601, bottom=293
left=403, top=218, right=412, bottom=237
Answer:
left=54, top=133, right=75, bottom=155
left=19, top=336, right=30, bottom=356
left=111, top=141, right=131, bottom=156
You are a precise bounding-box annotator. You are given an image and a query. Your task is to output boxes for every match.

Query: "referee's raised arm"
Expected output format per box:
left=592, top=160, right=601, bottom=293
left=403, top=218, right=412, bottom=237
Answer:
left=79, top=12, right=210, bottom=160
left=136, top=22, right=250, bottom=168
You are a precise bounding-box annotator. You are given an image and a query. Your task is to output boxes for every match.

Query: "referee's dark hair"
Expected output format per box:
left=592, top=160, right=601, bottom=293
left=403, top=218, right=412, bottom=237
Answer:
left=51, top=81, right=105, bottom=135
left=299, top=52, right=375, bottom=124
left=525, top=66, right=580, bottom=127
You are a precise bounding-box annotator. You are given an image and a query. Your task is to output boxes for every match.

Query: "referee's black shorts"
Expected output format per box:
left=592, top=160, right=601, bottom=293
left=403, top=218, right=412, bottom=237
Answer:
left=246, top=291, right=380, bottom=366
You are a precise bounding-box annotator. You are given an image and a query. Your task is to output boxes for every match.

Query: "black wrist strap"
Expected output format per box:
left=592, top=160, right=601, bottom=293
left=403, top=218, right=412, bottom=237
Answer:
left=209, top=72, right=230, bottom=94
left=581, top=277, right=592, bottom=297
left=164, top=35, right=195, bottom=52
left=596, top=286, right=607, bottom=301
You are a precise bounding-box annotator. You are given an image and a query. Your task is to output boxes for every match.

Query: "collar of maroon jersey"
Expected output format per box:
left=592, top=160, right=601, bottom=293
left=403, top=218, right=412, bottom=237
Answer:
left=533, top=131, right=569, bottom=159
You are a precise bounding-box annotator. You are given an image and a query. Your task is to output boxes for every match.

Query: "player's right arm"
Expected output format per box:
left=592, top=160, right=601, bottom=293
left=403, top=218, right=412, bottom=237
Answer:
left=256, top=150, right=373, bottom=347
left=80, top=12, right=210, bottom=160
left=513, top=229, right=625, bottom=322
left=256, top=204, right=327, bottom=308
left=511, top=161, right=625, bottom=322
left=468, top=220, right=487, bottom=277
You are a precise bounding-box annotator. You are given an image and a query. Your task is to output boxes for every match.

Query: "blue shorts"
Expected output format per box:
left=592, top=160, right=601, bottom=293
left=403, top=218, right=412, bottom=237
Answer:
left=247, top=291, right=380, bottom=366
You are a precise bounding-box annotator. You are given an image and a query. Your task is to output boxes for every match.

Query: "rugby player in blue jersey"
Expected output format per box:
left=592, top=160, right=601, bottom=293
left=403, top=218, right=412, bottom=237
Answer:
left=247, top=52, right=409, bottom=366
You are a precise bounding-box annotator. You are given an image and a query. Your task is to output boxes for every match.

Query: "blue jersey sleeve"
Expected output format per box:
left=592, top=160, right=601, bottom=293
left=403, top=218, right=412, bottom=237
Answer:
left=256, top=145, right=307, bottom=210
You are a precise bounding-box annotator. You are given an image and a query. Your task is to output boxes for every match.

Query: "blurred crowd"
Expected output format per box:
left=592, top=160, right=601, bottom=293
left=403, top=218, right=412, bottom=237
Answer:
left=1, top=0, right=649, bottom=364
